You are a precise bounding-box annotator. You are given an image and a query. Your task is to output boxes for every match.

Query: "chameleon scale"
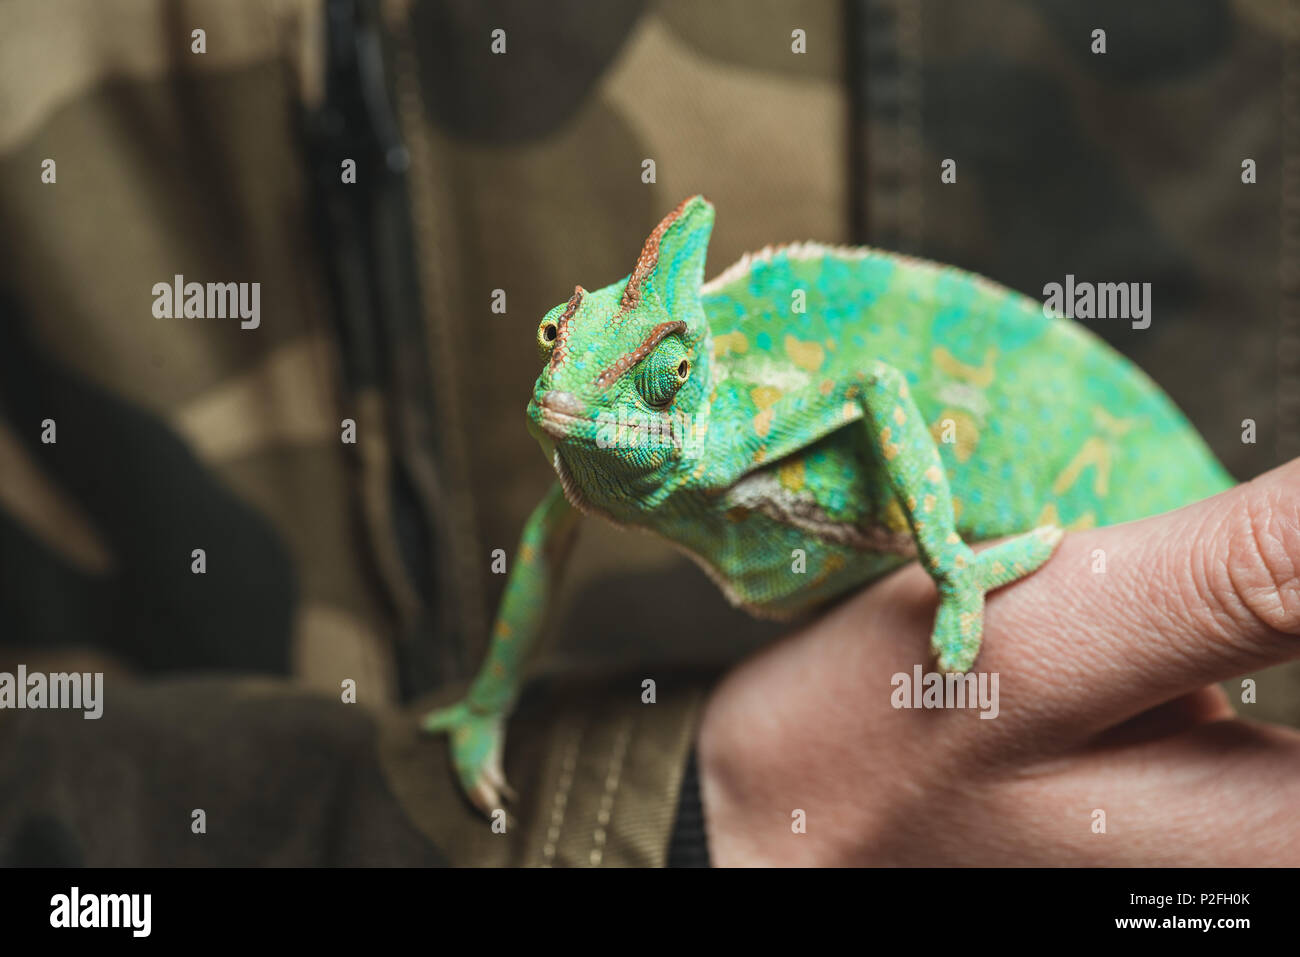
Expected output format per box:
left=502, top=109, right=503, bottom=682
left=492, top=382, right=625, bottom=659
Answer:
left=424, top=196, right=1233, bottom=812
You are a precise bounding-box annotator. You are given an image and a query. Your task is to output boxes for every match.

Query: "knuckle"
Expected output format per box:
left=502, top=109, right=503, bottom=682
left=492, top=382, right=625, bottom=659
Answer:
left=1215, top=486, right=1300, bottom=639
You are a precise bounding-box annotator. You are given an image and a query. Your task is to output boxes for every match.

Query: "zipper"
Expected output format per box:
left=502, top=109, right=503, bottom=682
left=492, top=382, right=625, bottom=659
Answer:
left=305, top=0, right=477, bottom=694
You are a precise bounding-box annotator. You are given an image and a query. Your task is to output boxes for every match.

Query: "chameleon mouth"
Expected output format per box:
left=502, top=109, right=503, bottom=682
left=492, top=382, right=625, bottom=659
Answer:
left=535, top=390, right=586, bottom=439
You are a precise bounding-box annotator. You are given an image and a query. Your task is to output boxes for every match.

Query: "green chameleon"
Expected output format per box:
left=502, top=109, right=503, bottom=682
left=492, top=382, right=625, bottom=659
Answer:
left=425, top=195, right=1232, bottom=811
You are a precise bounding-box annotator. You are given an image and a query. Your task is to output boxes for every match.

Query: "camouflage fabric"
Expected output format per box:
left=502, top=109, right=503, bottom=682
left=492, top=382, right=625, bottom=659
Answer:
left=0, top=0, right=1296, bottom=866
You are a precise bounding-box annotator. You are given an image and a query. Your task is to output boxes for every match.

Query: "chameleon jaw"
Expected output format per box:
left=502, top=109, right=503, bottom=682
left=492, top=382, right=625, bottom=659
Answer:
left=532, top=390, right=586, bottom=440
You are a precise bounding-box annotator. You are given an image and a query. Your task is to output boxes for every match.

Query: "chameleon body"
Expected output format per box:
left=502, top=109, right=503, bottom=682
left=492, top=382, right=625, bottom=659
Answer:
left=425, top=196, right=1233, bottom=811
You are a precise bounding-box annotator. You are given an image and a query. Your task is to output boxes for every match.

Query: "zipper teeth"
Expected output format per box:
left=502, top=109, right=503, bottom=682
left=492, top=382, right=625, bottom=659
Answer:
left=388, top=18, right=489, bottom=663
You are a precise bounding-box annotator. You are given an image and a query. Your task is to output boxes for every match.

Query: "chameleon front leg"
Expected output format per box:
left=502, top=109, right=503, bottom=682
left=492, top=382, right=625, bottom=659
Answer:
left=854, top=361, right=1063, bottom=671
left=422, top=481, right=577, bottom=813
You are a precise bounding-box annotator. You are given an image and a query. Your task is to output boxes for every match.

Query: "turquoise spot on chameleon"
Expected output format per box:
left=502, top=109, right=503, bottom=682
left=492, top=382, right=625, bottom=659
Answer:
left=994, top=296, right=1048, bottom=349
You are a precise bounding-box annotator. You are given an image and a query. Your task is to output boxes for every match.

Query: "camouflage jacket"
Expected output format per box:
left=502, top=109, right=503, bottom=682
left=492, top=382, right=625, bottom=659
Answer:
left=0, top=0, right=1296, bottom=866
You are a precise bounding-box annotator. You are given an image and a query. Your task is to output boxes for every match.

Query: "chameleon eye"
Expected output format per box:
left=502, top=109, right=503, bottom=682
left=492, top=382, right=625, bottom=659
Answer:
left=537, top=320, right=559, bottom=358
left=637, top=336, right=690, bottom=408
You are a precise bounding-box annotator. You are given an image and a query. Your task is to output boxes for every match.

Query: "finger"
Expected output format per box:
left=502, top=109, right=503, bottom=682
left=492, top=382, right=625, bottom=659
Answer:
left=977, top=458, right=1300, bottom=744
left=985, top=718, right=1300, bottom=866
left=1088, top=685, right=1235, bottom=749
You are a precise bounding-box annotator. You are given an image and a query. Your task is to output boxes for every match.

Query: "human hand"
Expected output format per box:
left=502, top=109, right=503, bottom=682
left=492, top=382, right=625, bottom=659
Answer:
left=697, top=460, right=1300, bottom=865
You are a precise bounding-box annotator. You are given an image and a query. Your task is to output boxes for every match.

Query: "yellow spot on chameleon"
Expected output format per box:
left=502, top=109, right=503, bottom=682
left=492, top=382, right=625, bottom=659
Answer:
left=1092, top=407, right=1139, bottom=436
left=495, top=621, right=513, bottom=639
left=925, top=465, right=942, bottom=482
left=951, top=497, right=964, bottom=521
left=519, top=545, right=535, bottom=563
left=825, top=338, right=837, bottom=352
left=754, top=407, right=775, bottom=438
left=991, top=561, right=1005, bottom=577
left=819, top=379, right=835, bottom=396
left=778, top=458, right=806, bottom=492
left=883, top=498, right=909, bottom=531
left=879, top=426, right=899, bottom=460
left=923, top=494, right=936, bottom=512
left=946, top=532, right=961, bottom=544
left=892, top=405, right=907, bottom=426
left=1052, top=437, right=1111, bottom=497
left=784, top=335, right=826, bottom=372
left=750, top=386, right=783, bottom=410
left=808, top=552, right=847, bottom=588
left=1036, top=502, right=1097, bottom=532
left=933, top=346, right=997, bottom=388
left=841, top=401, right=858, bottom=423
left=713, top=331, right=749, bottom=357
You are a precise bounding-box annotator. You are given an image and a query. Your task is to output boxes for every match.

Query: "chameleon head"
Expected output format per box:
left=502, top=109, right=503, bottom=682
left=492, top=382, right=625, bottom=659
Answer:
left=526, top=196, right=716, bottom=516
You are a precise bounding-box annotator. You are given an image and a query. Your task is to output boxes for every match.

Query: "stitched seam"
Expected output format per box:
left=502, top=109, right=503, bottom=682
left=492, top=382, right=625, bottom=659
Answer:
left=588, top=720, right=633, bottom=866
left=540, top=728, right=582, bottom=867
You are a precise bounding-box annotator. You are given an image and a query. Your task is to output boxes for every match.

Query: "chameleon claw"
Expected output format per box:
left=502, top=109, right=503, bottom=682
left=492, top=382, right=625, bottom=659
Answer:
left=479, top=742, right=517, bottom=804
left=931, top=525, right=1065, bottom=672
left=422, top=701, right=512, bottom=816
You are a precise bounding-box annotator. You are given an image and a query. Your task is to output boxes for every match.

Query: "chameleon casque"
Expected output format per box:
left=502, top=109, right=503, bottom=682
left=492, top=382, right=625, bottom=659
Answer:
left=425, top=195, right=1233, bottom=811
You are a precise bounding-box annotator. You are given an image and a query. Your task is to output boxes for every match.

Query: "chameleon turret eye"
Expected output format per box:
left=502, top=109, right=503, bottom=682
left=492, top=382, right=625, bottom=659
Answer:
left=537, top=320, right=559, bottom=358
left=637, top=336, right=690, bottom=407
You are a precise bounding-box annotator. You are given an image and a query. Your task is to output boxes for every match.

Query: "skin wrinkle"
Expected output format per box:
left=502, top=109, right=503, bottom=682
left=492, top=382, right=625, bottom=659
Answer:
left=1218, top=488, right=1296, bottom=649
left=1146, top=508, right=1235, bottom=673
left=1234, top=485, right=1300, bottom=634
left=996, top=533, right=1146, bottom=739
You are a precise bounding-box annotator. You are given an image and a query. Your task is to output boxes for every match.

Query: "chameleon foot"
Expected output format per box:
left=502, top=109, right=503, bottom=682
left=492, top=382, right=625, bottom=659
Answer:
left=932, top=525, right=1064, bottom=672
left=422, top=702, right=515, bottom=814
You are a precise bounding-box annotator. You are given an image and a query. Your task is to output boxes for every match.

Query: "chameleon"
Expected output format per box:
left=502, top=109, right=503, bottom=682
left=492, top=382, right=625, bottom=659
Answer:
left=424, top=195, right=1233, bottom=812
